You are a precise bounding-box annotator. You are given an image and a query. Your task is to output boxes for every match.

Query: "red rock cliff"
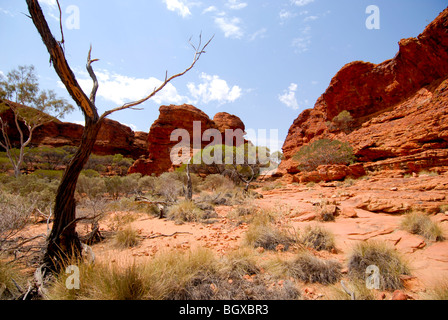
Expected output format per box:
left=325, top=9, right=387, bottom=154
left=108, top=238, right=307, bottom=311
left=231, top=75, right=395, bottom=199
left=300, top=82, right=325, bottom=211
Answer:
left=280, top=7, right=448, bottom=179
left=0, top=99, right=148, bottom=159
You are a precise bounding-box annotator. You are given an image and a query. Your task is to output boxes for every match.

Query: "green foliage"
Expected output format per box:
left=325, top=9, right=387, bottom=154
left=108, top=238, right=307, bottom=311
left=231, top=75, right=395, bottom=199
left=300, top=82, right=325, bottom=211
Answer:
left=328, top=110, right=354, bottom=133
left=105, top=174, right=141, bottom=200
left=293, top=139, right=355, bottom=172
left=31, top=169, right=63, bottom=181
left=84, top=153, right=134, bottom=176
left=77, top=175, right=106, bottom=200
left=189, top=143, right=268, bottom=184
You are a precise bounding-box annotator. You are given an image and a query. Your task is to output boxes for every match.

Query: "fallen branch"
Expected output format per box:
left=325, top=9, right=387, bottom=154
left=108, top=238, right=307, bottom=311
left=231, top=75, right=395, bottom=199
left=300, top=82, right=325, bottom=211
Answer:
left=341, top=280, right=356, bottom=300
left=143, top=232, right=192, bottom=240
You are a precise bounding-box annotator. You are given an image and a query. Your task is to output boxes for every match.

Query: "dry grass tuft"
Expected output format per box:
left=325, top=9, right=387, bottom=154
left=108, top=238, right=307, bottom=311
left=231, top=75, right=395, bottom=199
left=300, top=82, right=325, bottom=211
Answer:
left=401, top=212, right=444, bottom=242
left=347, top=241, right=411, bottom=291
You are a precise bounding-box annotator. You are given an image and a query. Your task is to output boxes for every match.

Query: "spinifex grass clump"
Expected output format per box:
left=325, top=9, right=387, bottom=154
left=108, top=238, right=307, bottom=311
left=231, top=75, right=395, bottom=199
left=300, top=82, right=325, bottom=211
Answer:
left=299, top=225, right=336, bottom=252
left=244, top=208, right=296, bottom=251
left=401, top=212, right=445, bottom=242
left=166, top=200, right=206, bottom=224
left=48, top=248, right=301, bottom=300
left=347, top=241, right=411, bottom=291
left=114, top=227, right=140, bottom=249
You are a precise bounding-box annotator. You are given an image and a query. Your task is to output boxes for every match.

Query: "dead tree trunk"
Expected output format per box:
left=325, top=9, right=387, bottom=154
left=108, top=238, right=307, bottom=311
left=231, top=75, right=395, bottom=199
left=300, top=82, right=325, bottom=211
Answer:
left=185, top=163, right=193, bottom=201
left=44, top=118, right=102, bottom=267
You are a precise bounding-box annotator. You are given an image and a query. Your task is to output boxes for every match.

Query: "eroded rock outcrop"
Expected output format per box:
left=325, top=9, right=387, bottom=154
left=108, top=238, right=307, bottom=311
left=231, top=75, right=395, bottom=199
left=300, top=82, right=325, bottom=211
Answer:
left=128, top=105, right=246, bottom=176
left=280, top=7, right=448, bottom=181
left=0, top=99, right=148, bottom=159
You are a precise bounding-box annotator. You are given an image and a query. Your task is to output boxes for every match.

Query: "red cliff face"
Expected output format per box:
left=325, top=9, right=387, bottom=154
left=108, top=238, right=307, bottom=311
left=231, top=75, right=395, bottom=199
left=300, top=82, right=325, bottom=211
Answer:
left=128, top=105, right=246, bottom=176
left=280, top=7, right=448, bottom=180
left=0, top=99, right=148, bottom=159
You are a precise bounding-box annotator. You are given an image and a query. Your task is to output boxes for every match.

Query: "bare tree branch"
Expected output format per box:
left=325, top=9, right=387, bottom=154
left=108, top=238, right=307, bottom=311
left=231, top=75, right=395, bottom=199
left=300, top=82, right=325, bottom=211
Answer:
left=26, top=0, right=96, bottom=120
left=99, top=34, right=214, bottom=121
left=86, top=45, right=99, bottom=105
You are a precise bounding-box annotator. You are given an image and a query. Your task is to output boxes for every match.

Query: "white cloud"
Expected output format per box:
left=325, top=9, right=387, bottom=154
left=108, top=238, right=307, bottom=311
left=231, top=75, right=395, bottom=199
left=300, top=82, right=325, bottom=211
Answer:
left=38, top=0, right=57, bottom=9
left=279, top=83, right=300, bottom=110
left=292, top=26, right=312, bottom=53
left=0, top=8, right=14, bottom=17
left=291, top=0, right=315, bottom=7
left=304, top=15, right=318, bottom=22
left=164, top=0, right=192, bottom=18
left=292, top=36, right=311, bottom=53
left=279, top=9, right=297, bottom=22
left=214, top=16, right=244, bottom=39
left=202, top=6, right=217, bottom=14
left=187, top=73, right=242, bottom=105
left=75, top=69, right=188, bottom=106
left=249, top=28, right=267, bottom=41
left=226, top=0, right=248, bottom=10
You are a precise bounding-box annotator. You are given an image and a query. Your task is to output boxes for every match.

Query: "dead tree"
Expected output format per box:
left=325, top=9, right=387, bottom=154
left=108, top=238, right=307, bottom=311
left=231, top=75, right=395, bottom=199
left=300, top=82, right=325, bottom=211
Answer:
left=26, top=0, right=211, bottom=270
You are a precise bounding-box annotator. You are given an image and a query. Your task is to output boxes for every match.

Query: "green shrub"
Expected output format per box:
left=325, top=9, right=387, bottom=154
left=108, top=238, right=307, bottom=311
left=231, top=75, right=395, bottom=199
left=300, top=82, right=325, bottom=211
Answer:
left=105, top=175, right=140, bottom=200
left=401, top=212, right=444, bottom=242
left=31, top=169, right=63, bottom=181
left=77, top=175, right=106, bottom=200
left=293, top=139, right=355, bottom=172
left=328, top=110, right=354, bottom=133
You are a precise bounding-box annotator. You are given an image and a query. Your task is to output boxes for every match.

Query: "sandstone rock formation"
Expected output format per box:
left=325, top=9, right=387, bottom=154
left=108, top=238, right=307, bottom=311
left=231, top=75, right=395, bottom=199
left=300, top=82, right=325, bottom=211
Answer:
left=279, top=7, right=448, bottom=182
left=128, top=105, right=247, bottom=176
left=0, top=99, right=148, bottom=159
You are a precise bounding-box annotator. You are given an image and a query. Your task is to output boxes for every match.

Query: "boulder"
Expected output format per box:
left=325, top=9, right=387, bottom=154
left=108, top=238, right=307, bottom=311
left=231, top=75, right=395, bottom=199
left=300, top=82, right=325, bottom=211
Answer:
left=128, top=105, right=247, bottom=176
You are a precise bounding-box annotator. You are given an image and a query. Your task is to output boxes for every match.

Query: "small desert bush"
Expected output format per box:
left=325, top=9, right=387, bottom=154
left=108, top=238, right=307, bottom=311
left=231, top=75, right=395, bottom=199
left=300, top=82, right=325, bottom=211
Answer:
left=166, top=200, right=205, bottom=223
left=268, top=251, right=341, bottom=285
left=293, top=139, right=355, bottom=172
left=77, top=175, right=106, bottom=200
left=201, top=174, right=235, bottom=191
left=347, top=241, right=411, bottom=291
left=0, top=192, right=32, bottom=250
left=288, top=251, right=341, bottom=284
left=114, top=227, right=140, bottom=249
left=440, top=204, right=448, bottom=213
left=401, top=212, right=444, bottom=242
left=154, top=172, right=184, bottom=202
left=315, top=199, right=337, bottom=222
left=299, top=225, right=336, bottom=251
left=220, top=248, right=260, bottom=277
left=245, top=223, right=296, bottom=251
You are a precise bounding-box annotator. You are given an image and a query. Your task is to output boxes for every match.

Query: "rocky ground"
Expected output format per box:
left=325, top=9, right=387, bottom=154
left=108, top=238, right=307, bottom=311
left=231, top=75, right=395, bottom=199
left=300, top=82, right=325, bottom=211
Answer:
left=19, top=172, right=448, bottom=300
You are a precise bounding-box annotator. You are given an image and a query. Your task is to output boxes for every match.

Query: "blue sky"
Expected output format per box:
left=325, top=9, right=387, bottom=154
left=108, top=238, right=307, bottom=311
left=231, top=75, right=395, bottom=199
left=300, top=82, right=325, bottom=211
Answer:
left=0, top=0, right=446, bottom=152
